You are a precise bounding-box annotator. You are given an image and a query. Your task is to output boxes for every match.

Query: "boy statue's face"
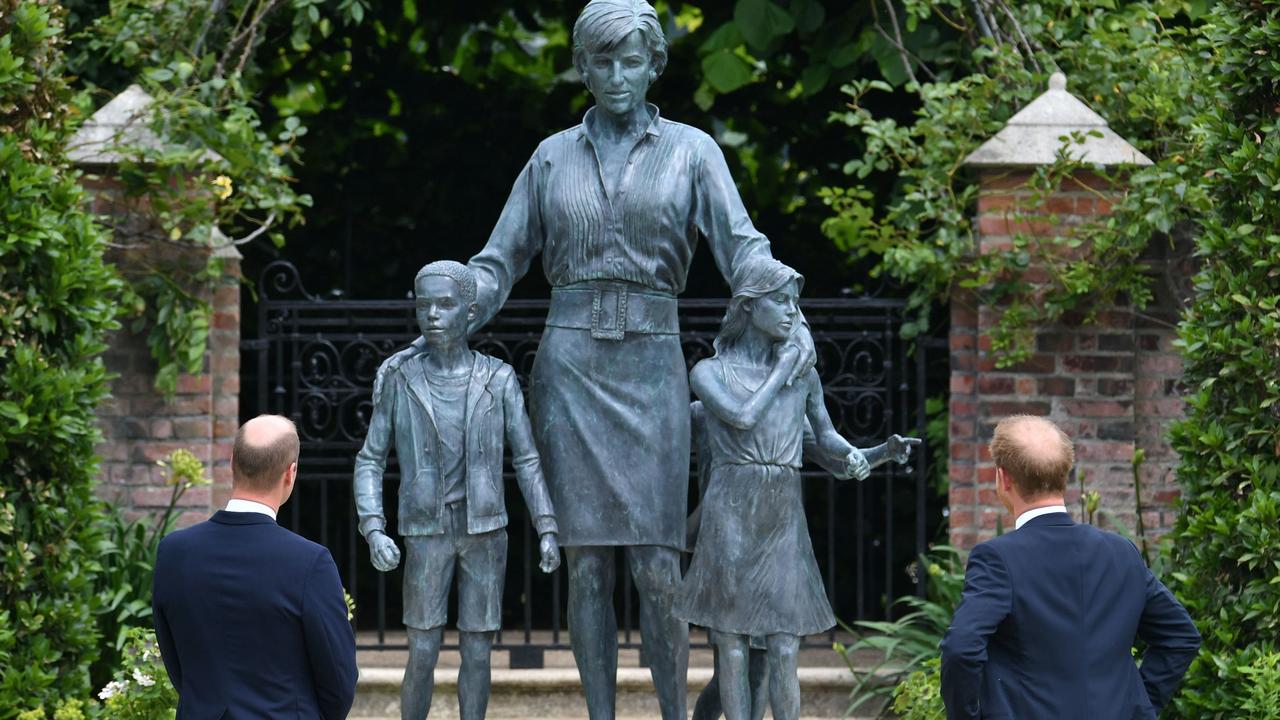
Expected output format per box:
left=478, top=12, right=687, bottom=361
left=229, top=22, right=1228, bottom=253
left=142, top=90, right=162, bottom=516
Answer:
left=414, top=275, right=474, bottom=349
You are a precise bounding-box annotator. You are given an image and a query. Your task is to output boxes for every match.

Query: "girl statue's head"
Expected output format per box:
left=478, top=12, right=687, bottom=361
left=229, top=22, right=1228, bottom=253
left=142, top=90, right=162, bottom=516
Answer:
left=714, top=258, right=804, bottom=355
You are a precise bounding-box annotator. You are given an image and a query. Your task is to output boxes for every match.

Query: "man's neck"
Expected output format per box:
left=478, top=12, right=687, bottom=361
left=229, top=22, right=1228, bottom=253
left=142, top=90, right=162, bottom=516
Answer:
left=423, top=341, right=472, bottom=375
left=1013, top=497, right=1067, bottom=528
left=229, top=493, right=281, bottom=514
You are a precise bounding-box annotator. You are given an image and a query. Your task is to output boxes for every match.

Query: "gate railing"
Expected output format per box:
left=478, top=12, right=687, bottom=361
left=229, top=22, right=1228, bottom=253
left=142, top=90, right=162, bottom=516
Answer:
left=242, top=260, right=941, bottom=664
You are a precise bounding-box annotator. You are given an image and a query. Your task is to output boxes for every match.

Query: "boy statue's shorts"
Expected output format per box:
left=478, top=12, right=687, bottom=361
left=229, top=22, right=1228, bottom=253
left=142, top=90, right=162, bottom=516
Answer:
left=401, top=500, right=506, bottom=632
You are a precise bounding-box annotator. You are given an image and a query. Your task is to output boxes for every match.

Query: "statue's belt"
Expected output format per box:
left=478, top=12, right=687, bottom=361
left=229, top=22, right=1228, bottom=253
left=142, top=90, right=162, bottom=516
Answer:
left=547, top=282, right=679, bottom=340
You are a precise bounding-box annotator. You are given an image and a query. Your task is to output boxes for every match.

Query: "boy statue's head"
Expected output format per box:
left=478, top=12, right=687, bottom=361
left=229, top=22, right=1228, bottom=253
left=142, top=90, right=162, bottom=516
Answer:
left=414, top=261, right=478, bottom=349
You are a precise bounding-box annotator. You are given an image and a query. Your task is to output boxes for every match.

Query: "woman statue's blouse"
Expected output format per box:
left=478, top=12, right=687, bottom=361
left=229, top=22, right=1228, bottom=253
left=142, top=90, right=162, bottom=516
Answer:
left=468, top=104, right=774, bottom=326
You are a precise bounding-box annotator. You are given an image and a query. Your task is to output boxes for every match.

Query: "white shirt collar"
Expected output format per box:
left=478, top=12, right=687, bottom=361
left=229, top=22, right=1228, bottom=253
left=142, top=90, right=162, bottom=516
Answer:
left=1015, top=504, right=1068, bottom=530
left=225, top=498, right=277, bottom=520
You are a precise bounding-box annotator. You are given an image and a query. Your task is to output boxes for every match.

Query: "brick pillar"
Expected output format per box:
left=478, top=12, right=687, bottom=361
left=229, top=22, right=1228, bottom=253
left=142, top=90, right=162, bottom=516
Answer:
left=948, top=170, right=1184, bottom=549
left=71, top=85, right=238, bottom=527
left=92, top=244, right=240, bottom=527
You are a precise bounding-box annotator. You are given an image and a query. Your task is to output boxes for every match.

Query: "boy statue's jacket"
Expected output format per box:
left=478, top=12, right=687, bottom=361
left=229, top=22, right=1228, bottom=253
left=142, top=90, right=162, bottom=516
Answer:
left=354, top=350, right=558, bottom=538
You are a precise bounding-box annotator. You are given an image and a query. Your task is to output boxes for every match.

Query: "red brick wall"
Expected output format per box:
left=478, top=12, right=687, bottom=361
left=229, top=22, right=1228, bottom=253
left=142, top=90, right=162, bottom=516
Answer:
left=85, top=174, right=240, bottom=527
left=948, top=170, right=1184, bottom=549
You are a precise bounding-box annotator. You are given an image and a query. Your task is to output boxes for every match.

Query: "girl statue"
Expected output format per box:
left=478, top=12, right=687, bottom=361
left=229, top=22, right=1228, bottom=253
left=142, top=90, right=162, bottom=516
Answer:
left=674, top=257, right=919, bottom=720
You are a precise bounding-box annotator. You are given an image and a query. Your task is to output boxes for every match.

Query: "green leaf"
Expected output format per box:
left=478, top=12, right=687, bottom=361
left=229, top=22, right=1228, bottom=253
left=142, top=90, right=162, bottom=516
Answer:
left=733, top=0, right=795, bottom=52
left=800, top=63, right=831, bottom=96
left=789, top=0, right=825, bottom=34
left=701, top=49, right=755, bottom=94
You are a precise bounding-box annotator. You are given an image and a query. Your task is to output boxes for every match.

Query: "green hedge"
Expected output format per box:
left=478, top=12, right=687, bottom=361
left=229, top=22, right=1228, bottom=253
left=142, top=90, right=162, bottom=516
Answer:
left=1163, top=1, right=1280, bottom=717
left=0, top=1, right=123, bottom=716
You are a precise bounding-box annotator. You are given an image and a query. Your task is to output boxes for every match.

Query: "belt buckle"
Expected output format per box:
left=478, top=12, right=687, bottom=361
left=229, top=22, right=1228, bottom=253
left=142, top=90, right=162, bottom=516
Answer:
left=590, top=283, right=628, bottom=341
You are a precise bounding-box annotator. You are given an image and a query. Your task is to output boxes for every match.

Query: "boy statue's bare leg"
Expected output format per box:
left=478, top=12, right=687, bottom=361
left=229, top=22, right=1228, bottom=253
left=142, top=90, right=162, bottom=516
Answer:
left=402, top=626, right=443, bottom=720
left=458, top=630, right=494, bottom=720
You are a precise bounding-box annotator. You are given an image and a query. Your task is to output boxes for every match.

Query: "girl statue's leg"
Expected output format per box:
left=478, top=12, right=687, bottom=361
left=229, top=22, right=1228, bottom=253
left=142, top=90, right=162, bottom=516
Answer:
left=402, top=626, right=443, bottom=720
left=566, top=545, right=619, bottom=719
left=458, top=630, right=494, bottom=720
left=691, top=644, right=723, bottom=720
left=766, top=633, right=802, bottom=720
left=713, top=632, right=753, bottom=720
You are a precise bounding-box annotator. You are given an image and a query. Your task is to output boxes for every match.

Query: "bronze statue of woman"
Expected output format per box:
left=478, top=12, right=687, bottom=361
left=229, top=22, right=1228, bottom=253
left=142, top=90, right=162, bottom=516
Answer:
left=397, top=2, right=816, bottom=717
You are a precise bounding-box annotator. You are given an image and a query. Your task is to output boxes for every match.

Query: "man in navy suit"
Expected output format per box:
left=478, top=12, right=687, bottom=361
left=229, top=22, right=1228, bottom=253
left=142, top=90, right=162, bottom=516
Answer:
left=153, top=415, right=358, bottom=719
left=940, top=415, right=1200, bottom=719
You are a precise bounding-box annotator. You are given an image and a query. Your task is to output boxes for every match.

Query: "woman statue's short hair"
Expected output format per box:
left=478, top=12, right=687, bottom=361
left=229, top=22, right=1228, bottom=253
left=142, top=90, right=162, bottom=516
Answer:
left=572, top=0, right=669, bottom=79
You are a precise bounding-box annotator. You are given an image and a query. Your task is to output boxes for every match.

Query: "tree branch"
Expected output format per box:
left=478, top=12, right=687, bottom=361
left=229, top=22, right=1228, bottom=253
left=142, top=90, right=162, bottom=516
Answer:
left=879, top=0, right=919, bottom=85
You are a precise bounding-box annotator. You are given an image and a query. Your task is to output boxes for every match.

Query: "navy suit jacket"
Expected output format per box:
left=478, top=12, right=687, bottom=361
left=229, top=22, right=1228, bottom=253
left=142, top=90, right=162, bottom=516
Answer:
left=153, top=511, right=358, bottom=719
left=939, top=513, right=1200, bottom=719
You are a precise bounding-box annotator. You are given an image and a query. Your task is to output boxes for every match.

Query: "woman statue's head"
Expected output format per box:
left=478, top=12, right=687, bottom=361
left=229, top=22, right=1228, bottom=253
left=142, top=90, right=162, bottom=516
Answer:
left=573, top=0, right=668, bottom=117
left=714, top=258, right=804, bottom=355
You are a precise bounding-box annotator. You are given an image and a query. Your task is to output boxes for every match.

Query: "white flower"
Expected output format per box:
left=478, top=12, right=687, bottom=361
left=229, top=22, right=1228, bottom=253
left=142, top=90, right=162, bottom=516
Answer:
left=98, top=680, right=126, bottom=700
left=132, top=668, right=155, bottom=687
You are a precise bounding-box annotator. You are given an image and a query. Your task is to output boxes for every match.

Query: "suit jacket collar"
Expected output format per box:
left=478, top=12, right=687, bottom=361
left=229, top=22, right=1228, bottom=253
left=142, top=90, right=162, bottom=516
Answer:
left=209, top=509, right=278, bottom=526
left=1021, top=511, right=1074, bottom=528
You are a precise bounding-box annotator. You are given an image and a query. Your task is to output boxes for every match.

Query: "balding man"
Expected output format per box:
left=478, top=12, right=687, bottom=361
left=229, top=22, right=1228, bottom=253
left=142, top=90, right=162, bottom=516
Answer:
left=940, top=415, right=1199, bottom=720
left=152, top=415, right=357, bottom=719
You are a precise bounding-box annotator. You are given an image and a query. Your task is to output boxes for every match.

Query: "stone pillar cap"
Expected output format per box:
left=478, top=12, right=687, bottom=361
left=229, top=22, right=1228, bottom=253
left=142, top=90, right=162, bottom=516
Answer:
left=964, top=72, right=1152, bottom=168
left=67, top=84, right=225, bottom=166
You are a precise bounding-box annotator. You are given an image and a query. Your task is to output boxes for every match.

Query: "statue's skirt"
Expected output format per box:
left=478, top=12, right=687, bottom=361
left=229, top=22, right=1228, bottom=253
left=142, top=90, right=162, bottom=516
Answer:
left=529, top=325, right=690, bottom=550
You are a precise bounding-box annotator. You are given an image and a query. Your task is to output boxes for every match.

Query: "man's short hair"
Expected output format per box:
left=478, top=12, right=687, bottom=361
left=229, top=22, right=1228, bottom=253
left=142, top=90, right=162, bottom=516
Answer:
left=415, top=260, right=477, bottom=306
left=989, top=415, right=1074, bottom=498
left=232, top=415, right=300, bottom=493
left=572, top=0, right=669, bottom=79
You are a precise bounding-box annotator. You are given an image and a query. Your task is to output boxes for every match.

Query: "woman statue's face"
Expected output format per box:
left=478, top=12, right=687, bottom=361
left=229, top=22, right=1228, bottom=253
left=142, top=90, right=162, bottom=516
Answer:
left=584, top=29, right=654, bottom=118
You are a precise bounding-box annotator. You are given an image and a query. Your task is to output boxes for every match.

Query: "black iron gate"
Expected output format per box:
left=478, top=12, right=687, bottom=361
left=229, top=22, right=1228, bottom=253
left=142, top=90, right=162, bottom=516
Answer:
left=241, top=260, right=944, bottom=660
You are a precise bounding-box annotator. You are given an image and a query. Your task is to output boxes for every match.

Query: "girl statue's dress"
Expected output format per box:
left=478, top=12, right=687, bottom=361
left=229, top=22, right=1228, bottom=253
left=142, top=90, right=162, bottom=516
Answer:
left=673, top=358, right=835, bottom=638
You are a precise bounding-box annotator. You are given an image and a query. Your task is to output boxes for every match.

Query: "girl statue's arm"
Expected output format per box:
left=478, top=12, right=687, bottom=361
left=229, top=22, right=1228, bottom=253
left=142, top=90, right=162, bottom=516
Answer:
left=690, top=346, right=799, bottom=430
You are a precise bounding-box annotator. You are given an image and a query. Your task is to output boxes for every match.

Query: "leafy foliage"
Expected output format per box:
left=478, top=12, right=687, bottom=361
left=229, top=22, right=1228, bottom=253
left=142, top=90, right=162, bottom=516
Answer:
left=57, top=0, right=363, bottom=393
left=818, top=0, right=1277, bottom=715
left=1161, top=4, right=1280, bottom=715
left=820, top=0, right=1210, bottom=357
left=837, top=545, right=965, bottom=716
left=0, top=1, right=122, bottom=715
left=889, top=657, right=944, bottom=720
left=93, top=628, right=177, bottom=720
left=91, top=450, right=210, bottom=690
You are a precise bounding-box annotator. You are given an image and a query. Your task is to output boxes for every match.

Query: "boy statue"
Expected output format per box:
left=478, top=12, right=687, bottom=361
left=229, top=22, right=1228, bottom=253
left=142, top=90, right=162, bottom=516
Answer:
left=354, top=260, right=561, bottom=720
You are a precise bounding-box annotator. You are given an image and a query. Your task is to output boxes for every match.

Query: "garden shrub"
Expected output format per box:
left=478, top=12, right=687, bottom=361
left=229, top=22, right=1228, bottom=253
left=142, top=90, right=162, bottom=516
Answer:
left=1163, top=4, right=1280, bottom=717
left=0, top=1, right=123, bottom=715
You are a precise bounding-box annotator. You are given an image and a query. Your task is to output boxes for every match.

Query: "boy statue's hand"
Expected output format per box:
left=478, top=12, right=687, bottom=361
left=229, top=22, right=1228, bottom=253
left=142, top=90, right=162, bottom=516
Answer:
left=886, top=434, right=923, bottom=465
left=844, top=448, right=871, bottom=481
left=368, top=530, right=401, bottom=572
left=538, top=533, right=561, bottom=574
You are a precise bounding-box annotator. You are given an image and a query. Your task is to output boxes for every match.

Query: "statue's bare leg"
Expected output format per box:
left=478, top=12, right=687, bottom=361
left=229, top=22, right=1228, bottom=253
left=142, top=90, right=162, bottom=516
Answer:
left=713, top=633, right=751, bottom=720
left=626, top=545, right=689, bottom=720
left=458, top=630, right=494, bottom=720
left=567, top=546, right=618, bottom=719
left=766, top=633, right=801, bottom=720
left=695, top=644, right=769, bottom=720
left=402, top=626, right=443, bottom=720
